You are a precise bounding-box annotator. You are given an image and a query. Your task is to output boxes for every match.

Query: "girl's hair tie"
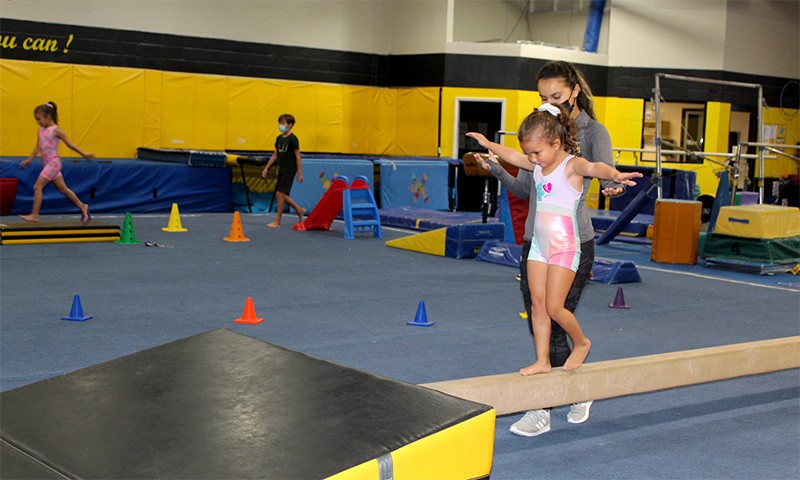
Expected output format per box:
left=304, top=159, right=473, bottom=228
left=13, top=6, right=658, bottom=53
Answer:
left=537, top=103, right=560, bottom=117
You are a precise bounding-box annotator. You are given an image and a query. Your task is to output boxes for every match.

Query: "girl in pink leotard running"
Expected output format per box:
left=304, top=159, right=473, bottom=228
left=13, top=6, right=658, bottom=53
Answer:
left=473, top=103, right=641, bottom=375
left=19, top=102, right=94, bottom=223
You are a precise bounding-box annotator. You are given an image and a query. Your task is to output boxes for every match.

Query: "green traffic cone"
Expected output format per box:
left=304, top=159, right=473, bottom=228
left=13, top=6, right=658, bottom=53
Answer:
left=116, top=212, right=141, bottom=245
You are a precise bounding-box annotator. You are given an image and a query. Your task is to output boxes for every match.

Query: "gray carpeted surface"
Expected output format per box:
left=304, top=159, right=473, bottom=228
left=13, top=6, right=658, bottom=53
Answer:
left=1, top=212, right=798, bottom=479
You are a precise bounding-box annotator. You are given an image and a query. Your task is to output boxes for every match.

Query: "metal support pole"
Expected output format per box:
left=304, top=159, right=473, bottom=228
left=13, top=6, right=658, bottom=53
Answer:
left=654, top=74, right=663, bottom=199
left=757, top=86, right=765, bottom=203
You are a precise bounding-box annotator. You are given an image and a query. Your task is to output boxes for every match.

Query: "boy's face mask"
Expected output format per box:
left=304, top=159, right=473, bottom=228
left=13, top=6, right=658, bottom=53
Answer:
left=278, top=124, right=288, bottom=133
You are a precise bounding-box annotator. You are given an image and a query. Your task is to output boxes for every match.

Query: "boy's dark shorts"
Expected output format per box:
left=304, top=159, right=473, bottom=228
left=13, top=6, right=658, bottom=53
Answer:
left=275, top=171, right=296, bottom=194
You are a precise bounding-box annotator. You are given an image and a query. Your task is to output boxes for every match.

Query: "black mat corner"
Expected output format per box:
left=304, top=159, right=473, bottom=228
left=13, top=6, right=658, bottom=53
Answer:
left=0, top=328, right=490, bottom=479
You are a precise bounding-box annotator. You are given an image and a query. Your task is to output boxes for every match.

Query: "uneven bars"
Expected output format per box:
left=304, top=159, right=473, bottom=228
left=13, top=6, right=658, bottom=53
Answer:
left=654, top=73, right=764, bottom=202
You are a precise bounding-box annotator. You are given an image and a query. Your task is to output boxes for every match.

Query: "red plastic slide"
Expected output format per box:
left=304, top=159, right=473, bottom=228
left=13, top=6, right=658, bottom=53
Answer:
left=293, top=177, right=347, bottom=231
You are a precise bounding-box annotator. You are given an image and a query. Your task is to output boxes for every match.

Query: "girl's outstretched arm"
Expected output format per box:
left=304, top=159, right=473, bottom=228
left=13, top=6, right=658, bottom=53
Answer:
left=55, top=128, right=94, bottom=159
left=465, top=132, right=531, bottom=171
left=571, top=156, right=642, bottom=186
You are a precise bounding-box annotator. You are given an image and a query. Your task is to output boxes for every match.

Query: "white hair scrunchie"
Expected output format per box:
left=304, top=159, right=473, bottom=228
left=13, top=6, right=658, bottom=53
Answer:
left=537, top=103, right=560, bottom=117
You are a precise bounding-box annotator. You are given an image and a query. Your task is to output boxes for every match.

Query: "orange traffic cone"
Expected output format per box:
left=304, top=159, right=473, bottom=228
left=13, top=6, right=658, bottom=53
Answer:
left=224, top=211, right=250, bottom=242
left=609, top=287, right=630, bottom=309
left=234, top=297, right=264, bottom=324
left=162, top=203, right=188, bottom=232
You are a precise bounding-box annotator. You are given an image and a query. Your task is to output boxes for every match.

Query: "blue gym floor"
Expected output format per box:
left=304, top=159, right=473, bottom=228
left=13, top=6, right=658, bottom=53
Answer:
left=1, top=212, right=798, bottom=479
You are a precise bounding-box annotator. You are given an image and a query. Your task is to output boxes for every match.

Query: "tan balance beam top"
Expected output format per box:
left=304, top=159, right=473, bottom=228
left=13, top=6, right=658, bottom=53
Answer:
left=422, top=336, right=800, bottom=416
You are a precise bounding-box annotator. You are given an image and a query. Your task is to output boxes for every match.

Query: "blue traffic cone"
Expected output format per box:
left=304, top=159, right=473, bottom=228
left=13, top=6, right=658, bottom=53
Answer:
left=61, top=294, right=93, bottom=321
left=407, top=300, right=434, bottom=326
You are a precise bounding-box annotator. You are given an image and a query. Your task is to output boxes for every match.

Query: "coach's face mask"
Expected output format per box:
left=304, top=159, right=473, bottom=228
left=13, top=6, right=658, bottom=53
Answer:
left=560, top=94, right=575, bottom=115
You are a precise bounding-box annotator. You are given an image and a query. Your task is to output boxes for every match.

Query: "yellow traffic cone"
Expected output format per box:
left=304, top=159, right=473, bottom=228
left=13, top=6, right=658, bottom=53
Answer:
left=224, top=211, right=250, bottom=242
left=162, top=203, right=188, bottom=232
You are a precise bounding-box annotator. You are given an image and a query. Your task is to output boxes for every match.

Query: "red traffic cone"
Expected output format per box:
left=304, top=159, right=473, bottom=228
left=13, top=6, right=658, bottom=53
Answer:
left=609, top=287, right=630, bottom=309
left=234, top=297, right=264, bottom=324
left=62, top=294, right=92, bottom=321
left=407, top=300, right=434, bottom=326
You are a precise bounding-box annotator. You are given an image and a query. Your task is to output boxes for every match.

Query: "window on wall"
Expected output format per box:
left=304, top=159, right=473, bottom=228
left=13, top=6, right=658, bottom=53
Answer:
left=453, top=0, right=603, bottom=53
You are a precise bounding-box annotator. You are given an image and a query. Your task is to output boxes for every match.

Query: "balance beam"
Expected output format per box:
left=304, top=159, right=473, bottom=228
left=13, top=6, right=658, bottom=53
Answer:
left=422, top=336, right=800, bottom=415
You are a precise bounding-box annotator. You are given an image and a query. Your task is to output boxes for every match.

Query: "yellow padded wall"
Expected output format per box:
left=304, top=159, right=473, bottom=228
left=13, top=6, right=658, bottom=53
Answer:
left=160, top=72, right=227, bottom=150
left=596, top=96, right=645, bottom=165
left=283, top=82, right=322, bottom=153
left=705, top=102, right=731, bottom=156
left=509, top=89, right=539, bottom=150
left=143, top=69, right=163, bottom=149
left=1, top=60, right=72, bottom=156
left=226, top=77, right=276, bottom=151
left=371, top=87, right=397, bottom=155
left=73, top=66, right=146, bottom=158
left=763, top=106, right=800, bottom=178
left=693, top=101, right=734, bottom=195
left=343, top=86, right=373, bottom=154
left=394, top=87, right=439, bottom=156
left=313, top=83, right=345, bottom=153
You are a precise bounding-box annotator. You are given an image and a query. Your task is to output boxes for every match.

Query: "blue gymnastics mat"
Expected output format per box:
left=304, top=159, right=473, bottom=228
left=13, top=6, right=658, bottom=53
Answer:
left=380, top=206, right=499, bottom=231
left=590, top=208, right=653, bottom=237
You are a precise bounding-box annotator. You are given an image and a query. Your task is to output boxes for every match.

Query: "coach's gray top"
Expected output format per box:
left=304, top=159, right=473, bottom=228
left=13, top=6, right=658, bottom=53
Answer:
left=488, top=110, right=622, bottom=243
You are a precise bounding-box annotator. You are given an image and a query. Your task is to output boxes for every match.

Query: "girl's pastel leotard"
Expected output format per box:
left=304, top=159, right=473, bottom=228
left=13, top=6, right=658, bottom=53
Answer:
left=38, top=125, right=62, bottom=180
left=528, top=155, right=582, bottom=272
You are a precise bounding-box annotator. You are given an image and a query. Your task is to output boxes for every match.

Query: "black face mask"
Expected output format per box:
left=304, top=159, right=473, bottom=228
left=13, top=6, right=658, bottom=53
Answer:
left=560, top=97, right=574, bottom=115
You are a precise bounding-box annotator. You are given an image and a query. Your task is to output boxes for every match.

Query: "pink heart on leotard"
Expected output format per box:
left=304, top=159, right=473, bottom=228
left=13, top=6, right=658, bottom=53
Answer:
left=542, top=183, right=552, bottom=193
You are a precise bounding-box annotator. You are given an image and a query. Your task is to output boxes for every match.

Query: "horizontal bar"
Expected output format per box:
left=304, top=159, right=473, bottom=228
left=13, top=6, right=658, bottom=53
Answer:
left=613, top=147, right=764, bottom=159
left=657, top=73, right=762, bottom=90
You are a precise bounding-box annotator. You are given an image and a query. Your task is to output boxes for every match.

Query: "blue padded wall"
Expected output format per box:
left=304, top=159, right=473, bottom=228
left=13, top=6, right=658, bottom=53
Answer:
left=286, top=159, right=374, bottom=212
left=376, top=159, right=449, bottom=211
left=1, top=158, right=232, bottom=214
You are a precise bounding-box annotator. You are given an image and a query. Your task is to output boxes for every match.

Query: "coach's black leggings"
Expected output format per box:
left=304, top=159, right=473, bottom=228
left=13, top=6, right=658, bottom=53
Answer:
left=519, top=239, right=595, bottom=368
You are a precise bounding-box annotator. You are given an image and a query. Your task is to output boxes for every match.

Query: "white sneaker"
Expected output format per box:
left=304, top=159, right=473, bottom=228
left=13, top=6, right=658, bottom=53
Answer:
left=509, top=409, right=550, bottom=437
left=567, top=400, right=593, bottom=424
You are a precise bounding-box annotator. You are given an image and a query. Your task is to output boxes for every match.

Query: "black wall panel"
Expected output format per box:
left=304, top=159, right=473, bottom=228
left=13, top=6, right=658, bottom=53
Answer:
left=1, top=18, right=796, bottom=108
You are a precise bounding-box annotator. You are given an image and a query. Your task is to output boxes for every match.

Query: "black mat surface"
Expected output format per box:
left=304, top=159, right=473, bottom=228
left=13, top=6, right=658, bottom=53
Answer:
left=1, top=440, right=63, bottom=479
left=0, top=329, right=490, bottom=479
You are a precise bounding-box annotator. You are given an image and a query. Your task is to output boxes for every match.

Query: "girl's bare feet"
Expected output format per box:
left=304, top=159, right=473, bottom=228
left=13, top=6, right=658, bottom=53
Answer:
left=80, top=204, right=90, bottom=223
left=297, top=208, right=307, bottom=222
left=266, top=221, right=281, bottom=228
left=520, top=361, right=551, bottom=376
left=564, top=339, right=591, bottom=371
left=19, top=214, right=39, bottom=222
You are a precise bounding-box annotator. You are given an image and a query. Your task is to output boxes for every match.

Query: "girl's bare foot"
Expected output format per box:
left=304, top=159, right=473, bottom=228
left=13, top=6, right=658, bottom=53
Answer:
left=19, top=214, right=38, bottom=222
left=80, top=204, right=90, bottom=223
left=266, top=221, right=281, bottom=228
left=564, top=339, right=591, bottom=371
left=297, top=208, right=307, bottom=222
left=520, top=361, right=551, bottom=376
